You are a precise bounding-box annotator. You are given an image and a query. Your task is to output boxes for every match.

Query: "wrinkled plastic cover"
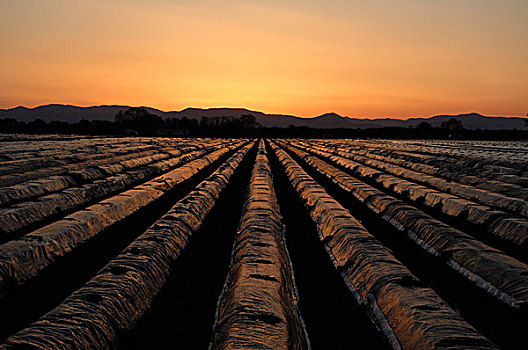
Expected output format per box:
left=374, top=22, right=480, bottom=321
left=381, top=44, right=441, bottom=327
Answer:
left=211, top=140, right=309, bottom=349
left=297, top=141, right=528, bottom=246
left=1, top=142, right=254, bottom=349
left=271, top=142, right=497, bottom=350
left=284, top=141, right=528, bottom=307
left=0, top=143, right=243, bottom=298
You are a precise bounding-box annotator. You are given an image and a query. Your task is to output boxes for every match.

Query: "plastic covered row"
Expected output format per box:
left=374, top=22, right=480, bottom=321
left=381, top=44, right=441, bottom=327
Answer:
left=0, top=143, right=243, bottom=297
left=211, top=140, right=309, bottom=349
left=0, top=142, right=254, bottom=349
left=270, top=142, right=496, bottom=350
left=281, top=141, right=528, bottom=308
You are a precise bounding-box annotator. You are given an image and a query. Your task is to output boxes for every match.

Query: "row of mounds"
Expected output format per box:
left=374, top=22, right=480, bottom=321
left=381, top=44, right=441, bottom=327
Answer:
left=1, top=143, right=255, bottom=349
left=279, top=141, right=528, bottom=310
left=0, top=141, right=226, bottom=205
left=0, top=142, right=245, bottom=298
left=313, top=141, right=528, bottom=215
left=324, top=139, right=528, bottom=181
left=380, top=140, right=528, bottom=170
left=0, top=138, right=211, bottom=187
left=342, top=144, right=528, bottom=200
left=270, top=141, right=497, bottom=349
left=296, top=141, right=528, bottom=248
left=211, top=140, right=309, bottom=349
left=0, top=145, right=222, bottom=236
left=0, top=138, right=158, bottom=175
left=1, top=137, right=526, bottom=349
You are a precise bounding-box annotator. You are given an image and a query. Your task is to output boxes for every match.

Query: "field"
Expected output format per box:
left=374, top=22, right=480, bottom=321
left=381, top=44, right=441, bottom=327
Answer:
left=0, top=137, right=527, bottom=349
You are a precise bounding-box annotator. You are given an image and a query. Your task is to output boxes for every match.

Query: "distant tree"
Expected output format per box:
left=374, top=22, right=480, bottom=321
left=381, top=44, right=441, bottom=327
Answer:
left=78, top=118, right=92, bottom=129
left=416, top=121, right=432, bottom=129
left=0, top=118, right=19, bottom=133
left=240, top=114, right=259, bottom=129
left=115, top=107, right=158, bottom=123
left=115, top=110, right=125, bottom=124
left=200, top=116, right=211, bottom=128
left=27, top=119, right=48, bottom=133
left=441, top=118, right=464, bottom=132
left=413, top=121, right=434, bottom=138
left=220, top=116, right=230, bottom=126
left=114, top=107, right=164, bottom=135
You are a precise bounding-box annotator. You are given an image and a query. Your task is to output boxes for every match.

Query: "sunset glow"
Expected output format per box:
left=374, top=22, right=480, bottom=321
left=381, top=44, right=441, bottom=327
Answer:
left=1, top=0, right=526, bottom=118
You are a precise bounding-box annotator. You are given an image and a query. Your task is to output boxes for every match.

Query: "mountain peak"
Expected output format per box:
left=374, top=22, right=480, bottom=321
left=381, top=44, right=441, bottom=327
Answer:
left=315, top=112, right=344, bottom=119
left=460, top=112, right=485, bottom=117
left=432, top=112, right=486, bottom=119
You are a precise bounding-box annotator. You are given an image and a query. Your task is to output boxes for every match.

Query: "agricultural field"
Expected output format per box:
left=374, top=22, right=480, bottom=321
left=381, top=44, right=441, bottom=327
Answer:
left=0, top=137, right=527, bottom=349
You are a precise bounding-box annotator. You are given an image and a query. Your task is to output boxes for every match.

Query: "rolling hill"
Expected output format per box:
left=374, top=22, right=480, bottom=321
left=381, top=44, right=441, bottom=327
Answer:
left=0, top=104, right=526, bottom=130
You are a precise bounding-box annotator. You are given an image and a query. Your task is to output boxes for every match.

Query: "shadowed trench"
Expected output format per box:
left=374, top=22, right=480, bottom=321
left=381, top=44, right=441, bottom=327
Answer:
left=266, top=141, right=390, bottom=349
left=116, top=143, right=257, bottom=349
left=0, top=146, right=243, bottom=343
left=282, top=143, right=528, bottom=350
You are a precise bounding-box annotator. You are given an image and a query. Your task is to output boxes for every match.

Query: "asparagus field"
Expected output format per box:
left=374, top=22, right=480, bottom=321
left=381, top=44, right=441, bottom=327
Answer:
left=0, top=137, right=527, bottom=349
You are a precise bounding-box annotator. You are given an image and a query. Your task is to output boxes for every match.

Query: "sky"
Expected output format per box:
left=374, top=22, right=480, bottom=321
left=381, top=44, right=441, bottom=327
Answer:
left=0, top=0, right=526, bottom=118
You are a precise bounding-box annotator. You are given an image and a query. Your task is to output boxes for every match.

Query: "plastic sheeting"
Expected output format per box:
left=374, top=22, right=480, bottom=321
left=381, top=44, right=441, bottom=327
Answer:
left=281, top=142, right=528, bottom=308
left=0, top=144, right=243, bottom=297
left=0, top=141, right=229, bottom=206
left=293, top=142, right=528, bottom=246
left=330, top=149, right=528, bottom=218
left=270, top=142, right=496, bottom=350
left=211, top=140, right=309, bottom=349
left=0, top=148, right=215, bottom=235
left=0, top=139, right=224, bottom=188
left=304, top=139, right=528, bottom=189
left=0, top=142, right=254, bottom=349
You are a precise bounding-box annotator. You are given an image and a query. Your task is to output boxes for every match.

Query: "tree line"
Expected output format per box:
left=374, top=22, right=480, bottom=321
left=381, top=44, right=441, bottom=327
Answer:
left=1, top=107, right=527, bottom=140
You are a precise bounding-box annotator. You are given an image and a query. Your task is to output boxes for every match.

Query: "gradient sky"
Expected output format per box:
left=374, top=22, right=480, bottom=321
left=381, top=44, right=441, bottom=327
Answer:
left=1, top=0, right=526, bottom=118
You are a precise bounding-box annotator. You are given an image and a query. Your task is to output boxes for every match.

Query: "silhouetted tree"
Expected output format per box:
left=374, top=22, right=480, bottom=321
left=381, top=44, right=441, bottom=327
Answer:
left=413, top=121, right=435, bottom=138
left=115, top=107, right=164, bottom=135
left=441, top=118, right=464, bottom=132
left=200, top=116, right=211, bottom=128
left=27, top=119, right=48, bottom=133
left=416, top=121, right=432, bottom=129
left=0, top=118, right=19, bottom=133
left=240, top=114, right=259, bottom=129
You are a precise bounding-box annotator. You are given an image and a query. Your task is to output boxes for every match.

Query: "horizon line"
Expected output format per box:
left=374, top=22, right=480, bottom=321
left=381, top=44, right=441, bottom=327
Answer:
left=1, top=102, right=526, bottom=120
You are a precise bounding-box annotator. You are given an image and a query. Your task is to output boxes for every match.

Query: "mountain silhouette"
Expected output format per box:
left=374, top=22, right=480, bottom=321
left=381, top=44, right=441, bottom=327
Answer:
left=0, top=105, right=526, bottom=130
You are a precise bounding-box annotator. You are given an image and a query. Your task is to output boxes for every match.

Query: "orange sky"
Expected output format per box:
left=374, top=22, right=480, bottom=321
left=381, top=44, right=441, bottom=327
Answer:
left=1, top=0, right=526, bottom=118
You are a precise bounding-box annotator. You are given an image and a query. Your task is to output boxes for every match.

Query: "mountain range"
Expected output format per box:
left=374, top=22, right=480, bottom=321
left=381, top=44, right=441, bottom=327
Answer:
left=1, top=104, right=526, bottom=130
